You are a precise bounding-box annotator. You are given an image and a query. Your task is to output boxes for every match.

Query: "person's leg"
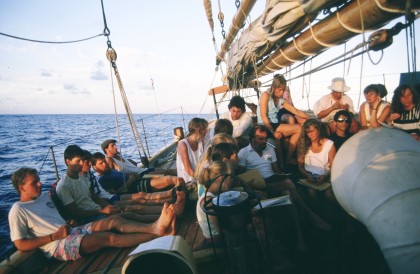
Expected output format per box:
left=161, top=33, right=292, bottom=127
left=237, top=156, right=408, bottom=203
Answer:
left=276, top=124, right=302, bottom=164
left=79, top=232, right=157, bottom=255
left=121, top=204, right=163, bottom=215
left=266, top=176, right=330, bottom=230
left=149, top=176, right=183, bottom=191
left=91, top=203, right=175, bottom=236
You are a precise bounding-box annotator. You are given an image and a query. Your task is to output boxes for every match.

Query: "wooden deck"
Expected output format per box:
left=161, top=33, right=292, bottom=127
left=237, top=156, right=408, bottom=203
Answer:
left=1, top=188, right=391, bottom=274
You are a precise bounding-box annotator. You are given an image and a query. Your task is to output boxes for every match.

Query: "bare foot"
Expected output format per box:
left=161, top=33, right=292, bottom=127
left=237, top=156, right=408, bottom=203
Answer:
left=165, top=205, right=176, bottom=235
left=173, top=191, right=185, bottom=216
left=176, top=177, right=185, bottom=188
left=153, top=202, right=175, bottom=236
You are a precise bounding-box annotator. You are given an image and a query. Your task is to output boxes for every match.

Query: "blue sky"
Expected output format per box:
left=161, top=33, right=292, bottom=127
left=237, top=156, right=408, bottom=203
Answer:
left=0, top=1, right=418, bottom=114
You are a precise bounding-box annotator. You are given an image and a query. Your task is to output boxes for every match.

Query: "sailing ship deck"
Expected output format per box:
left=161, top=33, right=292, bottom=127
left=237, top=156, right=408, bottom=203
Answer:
left=2, top=190, right=391, bottom=274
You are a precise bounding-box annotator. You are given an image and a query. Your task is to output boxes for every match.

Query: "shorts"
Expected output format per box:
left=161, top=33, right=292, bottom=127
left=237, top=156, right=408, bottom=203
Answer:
left=52, top=223, right=92, bottom=261
left=130, top=177, right=152, bottom=193
left=276, top=108, right=294, bottom=123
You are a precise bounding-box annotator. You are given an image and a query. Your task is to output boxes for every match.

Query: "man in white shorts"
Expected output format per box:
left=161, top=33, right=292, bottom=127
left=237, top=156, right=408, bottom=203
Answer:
left=8, top=167, right=176, bottom=261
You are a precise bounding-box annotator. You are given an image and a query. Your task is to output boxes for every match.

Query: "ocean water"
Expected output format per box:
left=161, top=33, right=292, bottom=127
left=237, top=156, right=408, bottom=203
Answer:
left=0, top=113, right=207, bottom=261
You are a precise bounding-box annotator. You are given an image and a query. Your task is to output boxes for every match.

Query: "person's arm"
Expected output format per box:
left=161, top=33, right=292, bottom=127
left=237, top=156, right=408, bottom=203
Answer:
left=271, top=162, right=282, bottom=174
left=359, top=102, right=368, bottom=129
left=105, top=157, right=120, bottom=171
left=316, top=101, right=342, bottom=119
left=63, top=201, right=119, bottom=219
left=388, top=112, right=401, bottom=122
left=318, top=142, right=336, bottom=184
left=370, top=103, right=391, bottom=128
left=283, top=101, right=311, bottom=119
left=297, top=157, right=315, bottom=183
left=177, top=141, right=195, bottom=177
left=232, top=114, right=253, bottom=137
left=259, top=92, right=275, bottom=131
left=90, top=189, right=112, bottom=208
left=14, top=225, right=71, bottom=252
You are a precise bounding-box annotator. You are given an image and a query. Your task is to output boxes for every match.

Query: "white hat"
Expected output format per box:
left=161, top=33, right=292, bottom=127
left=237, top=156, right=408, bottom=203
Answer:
left=327, top=77, right=350, bottom=92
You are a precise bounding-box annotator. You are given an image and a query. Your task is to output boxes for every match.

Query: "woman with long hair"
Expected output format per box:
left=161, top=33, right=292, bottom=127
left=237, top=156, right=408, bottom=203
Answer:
left=176, top=117, right=208, bottom=182
left=297, top=119, right=336, bottom=213
left=257, top=74, right=310, bottom=166
left=389, top=84, right=420, bottom=141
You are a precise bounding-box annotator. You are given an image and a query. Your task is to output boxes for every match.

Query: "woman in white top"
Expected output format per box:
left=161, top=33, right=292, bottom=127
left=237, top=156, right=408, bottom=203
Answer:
left=359, top=84, right=391, bottom=129
left=257, top=74, right=310, bottom=167
left=176, top=118, right=208, bottom=182
left=298, top=119, right=336, bottom=205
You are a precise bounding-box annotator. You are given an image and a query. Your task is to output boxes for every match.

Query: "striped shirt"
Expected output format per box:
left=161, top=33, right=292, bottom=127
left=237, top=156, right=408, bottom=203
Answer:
left=392, top=103, right=420, bottom=136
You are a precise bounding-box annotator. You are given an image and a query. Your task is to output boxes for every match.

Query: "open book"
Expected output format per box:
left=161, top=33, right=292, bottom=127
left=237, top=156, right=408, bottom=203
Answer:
left=252, top=195, right=291, bottom=211
left=297, top=179, right=331, bottom=191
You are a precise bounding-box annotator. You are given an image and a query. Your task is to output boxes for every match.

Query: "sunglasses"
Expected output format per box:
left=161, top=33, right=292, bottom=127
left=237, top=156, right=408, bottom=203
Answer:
left=336, top=118, right=350, bottom=123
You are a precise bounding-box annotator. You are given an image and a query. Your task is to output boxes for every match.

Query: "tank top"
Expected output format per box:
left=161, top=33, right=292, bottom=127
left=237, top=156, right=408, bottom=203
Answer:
left=304, top=139, right=334, bottom=176
left=257, top=94, right=285, bottom=124
left=176, top=138, right=204, bottom=182
left=363, top=101, right=390, bottom=128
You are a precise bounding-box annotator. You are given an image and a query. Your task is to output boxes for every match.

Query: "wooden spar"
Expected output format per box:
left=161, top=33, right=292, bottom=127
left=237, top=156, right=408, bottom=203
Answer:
left=208, top=85, right=229, bottom=95
left=216, top=0, right=258, bottom=65
left=254, top=0, right=419, bottom=77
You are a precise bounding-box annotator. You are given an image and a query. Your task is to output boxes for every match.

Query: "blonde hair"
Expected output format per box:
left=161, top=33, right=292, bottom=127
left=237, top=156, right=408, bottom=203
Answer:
left=269, top=74, right=287, bottom=97
left=187, top=117, right=208, bottom=137
left=194, top=133, right=237, bottom=179
left=198, top=160, right=233, bottom=189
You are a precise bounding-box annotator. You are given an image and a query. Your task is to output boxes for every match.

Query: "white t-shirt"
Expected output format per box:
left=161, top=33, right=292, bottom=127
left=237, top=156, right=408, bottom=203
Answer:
left=313, top=93, right=355, bottom=122
left=304, top=139, right=334, bottom=176
left=56, top=173, right=101, bottom=211
left=238, top=144, right=277, bottom=179
left=9, top=192, right=64, bottom=258
left=220, top=111, right=253, bottom=138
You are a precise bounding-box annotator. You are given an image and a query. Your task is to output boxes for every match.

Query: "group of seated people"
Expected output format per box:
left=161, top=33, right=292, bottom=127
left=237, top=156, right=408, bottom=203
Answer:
left=9, top=143, right=187, bottom=261
left=8, top=76, right=419, bottom=262
left=176, top=75, right=420, bottom=249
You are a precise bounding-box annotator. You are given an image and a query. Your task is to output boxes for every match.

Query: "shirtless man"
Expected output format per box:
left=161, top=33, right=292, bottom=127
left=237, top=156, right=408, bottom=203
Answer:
left=8, top=167, right=175, bottom=261
left=313, top=77, right=360, bottom=134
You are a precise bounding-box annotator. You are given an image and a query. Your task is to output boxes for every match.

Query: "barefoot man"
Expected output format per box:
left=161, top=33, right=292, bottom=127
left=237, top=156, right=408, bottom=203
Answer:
left=8, top=167, right=176, bottom=261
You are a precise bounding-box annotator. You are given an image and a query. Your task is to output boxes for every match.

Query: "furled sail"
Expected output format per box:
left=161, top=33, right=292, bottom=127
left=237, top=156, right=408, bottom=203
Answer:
left=220, top=0, right=420, bottom=90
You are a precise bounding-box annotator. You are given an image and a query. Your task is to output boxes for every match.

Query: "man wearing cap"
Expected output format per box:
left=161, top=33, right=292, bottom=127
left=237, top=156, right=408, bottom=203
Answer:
left=101, top=139, right=145, bottom=174
left=313, top=77, right=359, bottom=133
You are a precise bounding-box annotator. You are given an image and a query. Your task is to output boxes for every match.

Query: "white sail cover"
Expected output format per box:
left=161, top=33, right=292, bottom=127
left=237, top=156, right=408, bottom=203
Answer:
left=225, top=0, right=336, bottom=80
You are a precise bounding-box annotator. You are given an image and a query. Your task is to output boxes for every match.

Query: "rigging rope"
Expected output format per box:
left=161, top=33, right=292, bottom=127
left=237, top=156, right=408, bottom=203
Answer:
left=100, top=0, right=148, bottom=163
left=0, top=32, right=104, bottom=44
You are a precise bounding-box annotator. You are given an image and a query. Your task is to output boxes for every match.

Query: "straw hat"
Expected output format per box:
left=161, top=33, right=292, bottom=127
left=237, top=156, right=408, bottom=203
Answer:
left=328, top=77, right=350, bottom=92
